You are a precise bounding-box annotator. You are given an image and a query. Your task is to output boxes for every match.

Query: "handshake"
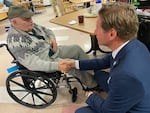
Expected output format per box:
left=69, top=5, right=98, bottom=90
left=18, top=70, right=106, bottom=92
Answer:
left=58, top=59, right=76, bottom=73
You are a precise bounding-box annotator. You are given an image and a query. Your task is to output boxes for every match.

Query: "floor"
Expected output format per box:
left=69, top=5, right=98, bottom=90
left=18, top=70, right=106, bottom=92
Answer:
left=0, top=6, right=106, bottom=113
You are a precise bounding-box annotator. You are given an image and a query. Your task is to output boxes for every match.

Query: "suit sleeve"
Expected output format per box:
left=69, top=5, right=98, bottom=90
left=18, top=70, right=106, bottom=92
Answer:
left=79, top=54, right=111, bottom=71
left=86, top=74, right=144, bottom=113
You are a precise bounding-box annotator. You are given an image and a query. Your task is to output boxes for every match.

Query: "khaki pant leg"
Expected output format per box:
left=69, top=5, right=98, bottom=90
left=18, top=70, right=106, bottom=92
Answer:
left=58, top=45, right=89, bottom=60
left=51, top=0, right=58, bottom=16
left=68, top=69, right=97, bottom=88
left=57, top=0, right=65, bottom=16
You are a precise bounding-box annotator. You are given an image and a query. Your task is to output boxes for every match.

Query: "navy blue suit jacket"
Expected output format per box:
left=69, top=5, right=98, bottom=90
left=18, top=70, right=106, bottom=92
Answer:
left=79, top=39, right=150, bottom=113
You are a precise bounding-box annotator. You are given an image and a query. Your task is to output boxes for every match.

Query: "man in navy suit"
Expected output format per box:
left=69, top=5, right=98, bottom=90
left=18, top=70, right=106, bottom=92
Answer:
left=60, top=2, right=150, bottom=113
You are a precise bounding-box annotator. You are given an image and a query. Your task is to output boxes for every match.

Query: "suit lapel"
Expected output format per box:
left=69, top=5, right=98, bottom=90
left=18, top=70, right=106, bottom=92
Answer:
left=111, top=39, right=137, bottom=69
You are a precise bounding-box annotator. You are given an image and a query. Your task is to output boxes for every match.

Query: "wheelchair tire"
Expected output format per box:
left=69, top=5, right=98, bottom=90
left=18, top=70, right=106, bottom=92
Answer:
left=6, top=70, right=57, bottom=109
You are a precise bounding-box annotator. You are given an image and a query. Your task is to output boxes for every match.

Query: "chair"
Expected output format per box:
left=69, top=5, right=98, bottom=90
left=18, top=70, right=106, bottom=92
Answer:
left=31, top=0, right=46, bottom=13
left=62, top=0, right=95, bottom=14
left=62, top=0, right=78, bottom=14
left=137, top=16, right=150, bottom=51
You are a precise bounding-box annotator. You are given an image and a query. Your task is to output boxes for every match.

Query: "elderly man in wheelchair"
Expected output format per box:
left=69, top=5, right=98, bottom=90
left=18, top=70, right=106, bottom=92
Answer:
left=1, top=5, right=99, bottom=108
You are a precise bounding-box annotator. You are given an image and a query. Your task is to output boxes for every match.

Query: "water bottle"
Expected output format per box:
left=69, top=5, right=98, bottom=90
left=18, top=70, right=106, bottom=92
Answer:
left=96, top=0, right=102, bottom=13
left=133, top=0, right=140, bottom=6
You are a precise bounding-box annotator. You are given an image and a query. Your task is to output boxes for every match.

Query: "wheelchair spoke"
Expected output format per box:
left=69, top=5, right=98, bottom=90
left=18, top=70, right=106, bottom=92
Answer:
left=9, top=79, right=26, bottom=89
left=20, top=92, right=30, bottom=100
left=11, top=89, right=28, bottom=92
left=34, top=93, right=48, bottom=104
left=31, top=93, right=36, bottom=105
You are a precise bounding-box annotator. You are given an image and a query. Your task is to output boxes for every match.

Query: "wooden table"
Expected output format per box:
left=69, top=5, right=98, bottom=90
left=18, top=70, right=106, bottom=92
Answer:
left=50, top=9, right=96, bottom=34
left=50, top=9, right=110, bottom=56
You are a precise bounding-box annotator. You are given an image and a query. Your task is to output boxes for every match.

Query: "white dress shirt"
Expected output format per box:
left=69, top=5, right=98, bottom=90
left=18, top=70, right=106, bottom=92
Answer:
left=75, top=40, right=130, bottom=69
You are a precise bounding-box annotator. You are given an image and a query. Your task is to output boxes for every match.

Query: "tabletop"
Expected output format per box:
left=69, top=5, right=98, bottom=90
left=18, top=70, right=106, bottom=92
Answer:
left=50, top=9, right=97, bottom=35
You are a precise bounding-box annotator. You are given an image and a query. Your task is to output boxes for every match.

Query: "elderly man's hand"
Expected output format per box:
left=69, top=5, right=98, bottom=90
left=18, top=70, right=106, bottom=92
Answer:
left=49, top=38, right=58, bottom=52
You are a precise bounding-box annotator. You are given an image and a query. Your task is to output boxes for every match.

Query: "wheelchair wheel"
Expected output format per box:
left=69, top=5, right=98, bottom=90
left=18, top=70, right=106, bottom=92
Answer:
left=6, top=70, right=57, bottom=109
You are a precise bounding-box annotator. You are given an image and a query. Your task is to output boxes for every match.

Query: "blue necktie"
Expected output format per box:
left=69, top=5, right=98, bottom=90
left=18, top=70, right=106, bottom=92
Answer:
left=110, top=55, right=114, bottom=69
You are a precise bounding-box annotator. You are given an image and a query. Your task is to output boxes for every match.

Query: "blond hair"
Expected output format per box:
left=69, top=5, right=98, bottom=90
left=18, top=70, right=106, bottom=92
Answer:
left=99, top=2, right=139, bottom=40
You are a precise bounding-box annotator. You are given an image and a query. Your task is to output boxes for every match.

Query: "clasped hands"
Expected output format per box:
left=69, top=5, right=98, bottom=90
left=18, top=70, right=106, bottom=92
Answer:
left=58, top=59, right=76, bottom=73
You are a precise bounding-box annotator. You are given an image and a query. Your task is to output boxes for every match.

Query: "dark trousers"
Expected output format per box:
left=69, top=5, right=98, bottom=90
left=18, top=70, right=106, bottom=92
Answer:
left=94, top=70, right=109, bottom=92
left=75, top=71, right=109, bottom=113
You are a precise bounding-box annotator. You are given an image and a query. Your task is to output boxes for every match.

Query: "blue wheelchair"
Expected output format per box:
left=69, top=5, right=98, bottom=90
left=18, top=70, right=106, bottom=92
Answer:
left=0, top=43, right=85, bottom=109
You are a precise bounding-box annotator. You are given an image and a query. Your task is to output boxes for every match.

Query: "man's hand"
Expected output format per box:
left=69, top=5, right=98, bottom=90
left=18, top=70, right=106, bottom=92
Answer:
left=58, top=59, right=76, bottom=73
left=49, top=38, right=58, bottom=52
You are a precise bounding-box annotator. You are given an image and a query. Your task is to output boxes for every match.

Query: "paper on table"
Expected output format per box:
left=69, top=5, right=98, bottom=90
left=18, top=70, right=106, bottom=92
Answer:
left=68, top=20, right=77, bottom=25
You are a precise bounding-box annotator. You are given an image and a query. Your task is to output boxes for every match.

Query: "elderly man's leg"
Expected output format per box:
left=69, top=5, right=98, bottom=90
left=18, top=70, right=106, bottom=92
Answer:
left=68, top=69, right=97, bottom=88
left=58, top=45, right=89, bottom=60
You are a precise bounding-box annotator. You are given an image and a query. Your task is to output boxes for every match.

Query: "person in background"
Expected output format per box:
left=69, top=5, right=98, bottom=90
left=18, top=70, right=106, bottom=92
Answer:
left=28, top=0, right=35, bottom=12
left=51, top=0, right=65, bottom=17
left=4, top=0, right=13, bottom=7
left=61, top=2, right=150, bottom=113
left=7, top=5, right=98, bottom=90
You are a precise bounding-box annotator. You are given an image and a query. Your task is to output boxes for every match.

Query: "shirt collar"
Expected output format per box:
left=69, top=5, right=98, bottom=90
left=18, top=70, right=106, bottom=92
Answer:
left=112, top=40, right=130, bottom=59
